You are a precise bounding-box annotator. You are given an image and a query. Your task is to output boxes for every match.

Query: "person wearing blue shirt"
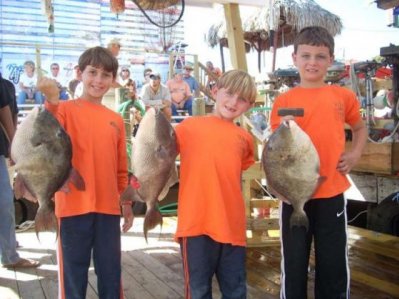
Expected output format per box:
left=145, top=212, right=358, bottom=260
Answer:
left=182, top=65, right=200, bottom=97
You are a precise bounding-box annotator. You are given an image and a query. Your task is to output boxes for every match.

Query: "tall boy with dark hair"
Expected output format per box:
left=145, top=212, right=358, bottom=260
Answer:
left=270, top=26, right=367, bottom=299
left=38, top=46, right=133, bottom=299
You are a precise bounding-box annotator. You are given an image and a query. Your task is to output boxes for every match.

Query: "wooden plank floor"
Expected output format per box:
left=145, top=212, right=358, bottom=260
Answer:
left=1, top=217, right=398, bottom=299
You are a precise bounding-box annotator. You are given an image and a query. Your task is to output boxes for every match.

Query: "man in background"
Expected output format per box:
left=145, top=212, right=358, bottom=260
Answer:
left=49, top=62, right=69, bottom=100
left=182, top=64, right=200, bottom=97
left=140, top=72, right=172, bottom=121
left=0, top=73, right=40, bottom=269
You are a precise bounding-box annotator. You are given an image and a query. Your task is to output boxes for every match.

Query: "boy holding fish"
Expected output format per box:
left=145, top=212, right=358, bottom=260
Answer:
left=269, top=26, right=367, bottom=299
left=174, top=69, right=257, bottom=298
left=38, top=46, right=133, bottom=299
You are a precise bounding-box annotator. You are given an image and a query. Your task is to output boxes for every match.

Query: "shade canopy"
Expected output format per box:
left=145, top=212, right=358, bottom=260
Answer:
left=207, top=0, right=343, bottom=71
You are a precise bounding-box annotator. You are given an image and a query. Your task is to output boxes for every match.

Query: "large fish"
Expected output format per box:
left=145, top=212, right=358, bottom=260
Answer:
left=261, top=120, right=321, bottom=230
left=120, top=107, right=178, bottom=241
left=11, top=107, right=84, bottom=235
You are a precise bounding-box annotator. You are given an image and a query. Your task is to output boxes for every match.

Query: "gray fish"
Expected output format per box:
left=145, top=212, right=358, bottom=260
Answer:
left=11, top=107, right=84, bottom=236
left=261, top=120, right=321, bottom=230
left=120, top=107, right=178, bottom=241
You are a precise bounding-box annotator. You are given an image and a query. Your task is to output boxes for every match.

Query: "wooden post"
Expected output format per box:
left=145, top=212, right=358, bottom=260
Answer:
left=223, top=3, right=247, bottom=71
left=219, top=43, right=225, bottom=73
left=271, top=29, right=279, bottom=72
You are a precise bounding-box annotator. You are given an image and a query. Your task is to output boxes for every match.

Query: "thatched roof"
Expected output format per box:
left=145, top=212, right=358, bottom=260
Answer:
left=207, top=0, right=342, bottom=52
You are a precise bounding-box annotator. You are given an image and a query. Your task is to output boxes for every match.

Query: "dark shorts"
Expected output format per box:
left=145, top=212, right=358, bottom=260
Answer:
left=180, top=235, right=247, bottom=299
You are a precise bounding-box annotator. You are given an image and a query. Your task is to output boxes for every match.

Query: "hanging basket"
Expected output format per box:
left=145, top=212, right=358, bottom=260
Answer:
left=133, top=0, right=180, bottom=10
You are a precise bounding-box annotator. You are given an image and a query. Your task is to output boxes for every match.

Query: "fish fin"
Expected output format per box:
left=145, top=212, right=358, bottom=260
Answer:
left=59, top=184, right=70, bottom=193
left=120, top=185, right=142, bottom=203
left=289, top=209, right=309, bottom=231
left=158, top=165, right=179, bottom=201
left=69, top=168, right=85, bottom=191
left=143, top=205, right=163, bottom=243
left=58, top=168, right=85, bottom=193
left=35, top=202, right=58, bottom=239
left=14, top=174, right=38, bottom=203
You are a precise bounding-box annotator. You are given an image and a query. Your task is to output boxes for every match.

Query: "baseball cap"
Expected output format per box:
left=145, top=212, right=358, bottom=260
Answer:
left=107, top=37, right=121, bottom=47
left=149, top=72, right=161, bottom=80
left=183, top=64, right=193, bottom=70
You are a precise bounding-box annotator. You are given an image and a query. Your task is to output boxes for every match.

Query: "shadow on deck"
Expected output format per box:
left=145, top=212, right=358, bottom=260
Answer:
left=0, top=217, right=398, bottom=299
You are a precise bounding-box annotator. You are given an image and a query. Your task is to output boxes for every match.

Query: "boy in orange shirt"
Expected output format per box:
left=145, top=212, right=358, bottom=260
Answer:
left=270, top=27, right=367, bottom=299
left=38, top=46, right=133, bottom=299
left=175, top=69, right=257, bottom=298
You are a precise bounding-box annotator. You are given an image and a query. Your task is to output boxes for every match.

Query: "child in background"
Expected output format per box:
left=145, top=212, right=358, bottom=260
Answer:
left=175, top=69, right=257, bottom=298
left=123, top=79, right=144, bottom=137
left=38, top=46, right=133, bottom=299
left=270, top=26, right=367, bottom=299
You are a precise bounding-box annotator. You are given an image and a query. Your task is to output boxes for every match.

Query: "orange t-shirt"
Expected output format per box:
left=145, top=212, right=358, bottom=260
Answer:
left=270, top=85, right=362, bottom=198
left=175, top=116, right=254, bottom=246
left=46, top=99, right=128, bottom=217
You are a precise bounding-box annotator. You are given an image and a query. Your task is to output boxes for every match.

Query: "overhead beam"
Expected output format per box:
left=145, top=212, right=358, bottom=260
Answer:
left=223, top=3, right=247, bottom=71
left=185, top=0, right=264, bottom=7
left=376, top=0, right=399, bottom=10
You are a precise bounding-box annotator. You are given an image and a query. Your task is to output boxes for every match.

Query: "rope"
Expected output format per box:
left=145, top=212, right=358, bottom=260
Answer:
left=15, top=220, right=35, bottom=233
left=347, top=210, right=367, bottom=224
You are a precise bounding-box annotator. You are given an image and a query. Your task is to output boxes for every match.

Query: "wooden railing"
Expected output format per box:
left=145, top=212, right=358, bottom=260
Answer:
left=197, top=62, right=218, bottom=102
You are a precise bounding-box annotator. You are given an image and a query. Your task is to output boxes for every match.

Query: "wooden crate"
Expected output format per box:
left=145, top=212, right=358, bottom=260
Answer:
left=346, top=141, right=399, bottom=175
left=246, top=198, right=280, bottom=247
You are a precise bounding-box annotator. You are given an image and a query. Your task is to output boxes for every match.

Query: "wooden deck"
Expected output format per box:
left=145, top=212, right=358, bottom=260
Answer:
left=1, top=217, right=399, bottom=299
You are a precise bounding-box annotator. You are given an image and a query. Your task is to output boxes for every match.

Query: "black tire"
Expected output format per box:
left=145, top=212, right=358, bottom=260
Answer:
left=367, top=192, right=399, bottom=236
left=14, top=198, right=28, bottom=226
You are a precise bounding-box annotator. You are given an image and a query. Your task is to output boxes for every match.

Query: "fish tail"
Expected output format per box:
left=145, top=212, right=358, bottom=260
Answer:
left=143, top=206, right=163, bottom=242
left=35, top=204, right=58, bottom=239
left=289, top=210, right=309, bottom=231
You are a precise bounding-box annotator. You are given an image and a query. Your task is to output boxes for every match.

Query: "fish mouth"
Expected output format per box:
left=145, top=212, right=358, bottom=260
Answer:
left=282, top=120, right=291, bottom=128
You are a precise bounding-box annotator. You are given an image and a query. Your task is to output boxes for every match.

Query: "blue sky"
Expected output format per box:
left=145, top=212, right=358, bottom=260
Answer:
left=183, top=1, right=399, bottom=75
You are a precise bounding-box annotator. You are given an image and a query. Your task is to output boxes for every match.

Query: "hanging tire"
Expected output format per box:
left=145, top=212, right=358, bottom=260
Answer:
left=14, top=198, right=28, bottom=226
left=367, top=192, right=399, bottom=236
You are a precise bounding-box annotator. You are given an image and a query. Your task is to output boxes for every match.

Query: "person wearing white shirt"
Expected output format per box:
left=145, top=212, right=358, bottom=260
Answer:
left=17, top=60, right=43, bottom=104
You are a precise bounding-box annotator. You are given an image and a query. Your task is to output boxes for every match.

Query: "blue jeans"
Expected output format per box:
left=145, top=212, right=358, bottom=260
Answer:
left=172, top=97, right=193, bottom=117
left=180, top=235, right=247, bottom=299
left=59, top=213, right=121, bottom=299
left=17, top=90, right=44, bottom=104
left=0, top=155, right=20, bottom=265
